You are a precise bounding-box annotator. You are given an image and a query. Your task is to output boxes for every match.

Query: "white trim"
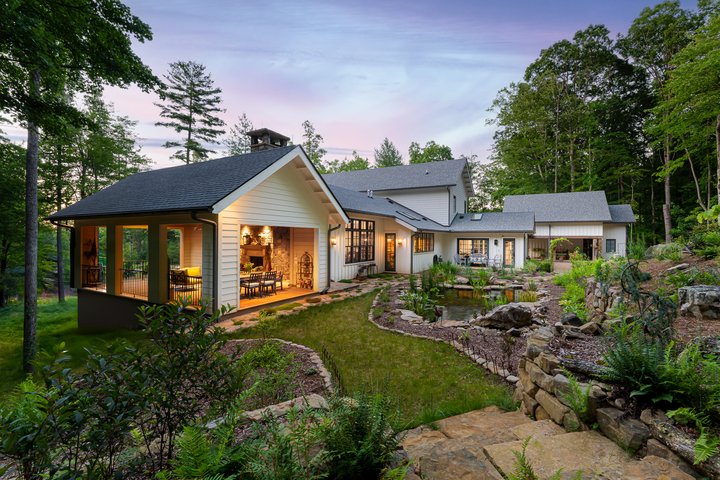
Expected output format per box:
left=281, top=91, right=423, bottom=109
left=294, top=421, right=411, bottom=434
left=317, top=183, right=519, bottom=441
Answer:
left=211, top=147, right=350, bottom=223
left=394, top=218, right=417, bottom=232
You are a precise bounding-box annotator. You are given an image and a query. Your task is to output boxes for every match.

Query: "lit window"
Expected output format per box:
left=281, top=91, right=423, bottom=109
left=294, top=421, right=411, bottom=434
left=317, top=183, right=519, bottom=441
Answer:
left=344, top=219, right=375, bottom=263
left=413, top=232, right=434, bottom=253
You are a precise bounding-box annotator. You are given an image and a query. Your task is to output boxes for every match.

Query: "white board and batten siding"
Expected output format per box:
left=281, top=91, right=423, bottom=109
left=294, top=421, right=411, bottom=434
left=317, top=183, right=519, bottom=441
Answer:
left=376, top=188, right=451, bottom=226
left=602, top=224, right=628, bottom=257
left=534, top=222, right=604, bottom=238
left=216, top=162, right=331, bottom=310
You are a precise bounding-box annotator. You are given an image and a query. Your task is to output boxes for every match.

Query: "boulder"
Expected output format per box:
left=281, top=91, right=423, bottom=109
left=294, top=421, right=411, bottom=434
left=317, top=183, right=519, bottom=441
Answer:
left=645, top=243, right=683, bottom=259
left=596, top=407, right=650, bottom=451
left=455, top=275, right=469, bottom=285
left=560, top=312, right=583, bottom=326
left=679, top=285, right=720, bottom=320
left=477, top=303, right=533, bottom=329
left=579, top=321, right=600, bottom=335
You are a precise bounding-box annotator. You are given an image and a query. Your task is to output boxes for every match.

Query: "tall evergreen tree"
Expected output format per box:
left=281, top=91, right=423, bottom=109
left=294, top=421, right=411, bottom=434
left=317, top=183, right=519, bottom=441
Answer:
left=0, top=0, right=157, bottom=372
left=374, top=138, right=403, bottom=167
left=301, top=120, right=327, bottom=172
left=155, top=61, right=226, bottom=164
left=224, top=113, right=254, bottom=156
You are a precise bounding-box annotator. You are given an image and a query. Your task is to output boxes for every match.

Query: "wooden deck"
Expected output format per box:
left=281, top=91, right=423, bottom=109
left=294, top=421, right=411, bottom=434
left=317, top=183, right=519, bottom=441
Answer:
left=237, top=286, right=314, bottom=312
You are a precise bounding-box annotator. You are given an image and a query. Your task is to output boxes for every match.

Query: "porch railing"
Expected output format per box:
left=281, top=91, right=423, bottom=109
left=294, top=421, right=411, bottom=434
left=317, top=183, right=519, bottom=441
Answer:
left=121, top=261, right=148, bottom=299
left=169, top=271, right=203, bottom=306
left=81, top=264, right=106, bottom=291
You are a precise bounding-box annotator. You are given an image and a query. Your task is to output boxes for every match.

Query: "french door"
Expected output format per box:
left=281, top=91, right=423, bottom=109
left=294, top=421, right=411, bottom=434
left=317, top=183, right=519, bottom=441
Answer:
left=385, top=233, right=396, bottom=272
left=503, top=238, right=515, bottom=267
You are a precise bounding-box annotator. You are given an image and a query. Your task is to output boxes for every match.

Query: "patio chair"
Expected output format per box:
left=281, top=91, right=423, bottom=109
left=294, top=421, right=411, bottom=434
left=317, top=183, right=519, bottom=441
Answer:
left=274, top=271, right=284, bottom=291
left=261, top=271, right=277, bottom=296
left=243, top=272, right=262, bottom=298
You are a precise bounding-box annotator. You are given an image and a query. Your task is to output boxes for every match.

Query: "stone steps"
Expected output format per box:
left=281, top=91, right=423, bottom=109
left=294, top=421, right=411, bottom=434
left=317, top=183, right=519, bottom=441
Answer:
left=402, top=408, right=695, bottom=480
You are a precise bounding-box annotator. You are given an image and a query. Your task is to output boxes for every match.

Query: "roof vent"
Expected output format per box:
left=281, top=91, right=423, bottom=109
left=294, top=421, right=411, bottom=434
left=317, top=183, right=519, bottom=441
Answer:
left=397, top=211, right=419, bottom=221
left=425, top=169, right=429, bottom=175
left=471, top=213, right=483, bottom=221
left=367, top=189, right=373, bottom=198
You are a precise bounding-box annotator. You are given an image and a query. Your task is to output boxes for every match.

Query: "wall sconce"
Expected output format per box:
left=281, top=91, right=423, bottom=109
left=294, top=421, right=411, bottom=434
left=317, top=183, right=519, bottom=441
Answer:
left=331, top=238, right=337, bottom=246
left=494, top=239, right=499, bottom=246
left=397, top=239, right=404, bottom=247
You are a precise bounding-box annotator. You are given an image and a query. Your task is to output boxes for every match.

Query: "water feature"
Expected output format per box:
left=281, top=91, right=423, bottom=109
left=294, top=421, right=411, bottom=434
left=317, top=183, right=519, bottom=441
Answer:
left=438, top=287, right=521, bottom=322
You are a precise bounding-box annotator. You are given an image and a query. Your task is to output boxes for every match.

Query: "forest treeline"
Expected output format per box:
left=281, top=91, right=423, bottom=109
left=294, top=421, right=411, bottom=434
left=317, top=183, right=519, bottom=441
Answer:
left=478, top=0, right=720, bottom=244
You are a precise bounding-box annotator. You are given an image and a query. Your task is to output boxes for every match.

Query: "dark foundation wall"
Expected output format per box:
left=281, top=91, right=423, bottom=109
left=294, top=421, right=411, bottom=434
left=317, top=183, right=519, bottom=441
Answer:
left=78, top=289, right=148, bottom=330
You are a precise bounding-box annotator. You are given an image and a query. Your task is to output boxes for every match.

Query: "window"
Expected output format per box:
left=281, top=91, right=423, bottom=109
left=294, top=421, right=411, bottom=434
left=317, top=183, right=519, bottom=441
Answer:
left=345, top=219, right=375, bottom=263
left=606, top=239, right=617, bottom=254
left=453, top=195, right=457, bottom=214
left=414, top=232, right=434, bottom=253
left=457, top=238, right=489, bottom=256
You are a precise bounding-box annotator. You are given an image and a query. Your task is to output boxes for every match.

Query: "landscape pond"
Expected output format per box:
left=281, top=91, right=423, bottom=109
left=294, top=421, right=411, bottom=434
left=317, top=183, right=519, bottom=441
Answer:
left=438, top=287, right=522, bottom=322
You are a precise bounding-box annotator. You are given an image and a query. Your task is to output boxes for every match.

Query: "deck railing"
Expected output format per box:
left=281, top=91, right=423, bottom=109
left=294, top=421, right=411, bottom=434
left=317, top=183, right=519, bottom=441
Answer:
left=81, top=264, right=106, bottom=291
left=169, top=271, right=203, bottom=306
left=121, top=261, right=148, bottom=299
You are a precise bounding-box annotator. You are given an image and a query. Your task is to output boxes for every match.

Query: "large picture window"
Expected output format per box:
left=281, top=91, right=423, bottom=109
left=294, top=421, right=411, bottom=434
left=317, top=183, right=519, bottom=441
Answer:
left=457, top=238, right=489, bottom=257
left=413, top=232, right=434, bottom=253
left=345, top=219, right=375, bottom=264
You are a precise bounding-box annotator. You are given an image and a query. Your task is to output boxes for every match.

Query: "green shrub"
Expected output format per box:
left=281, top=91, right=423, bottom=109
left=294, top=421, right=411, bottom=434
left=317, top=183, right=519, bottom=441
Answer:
left=469, top=268, right=491, bottom=289
left=602, top=324, right=666, bottom=402
left=627, top=237, right=647, bottom=261
left=322, top=393, right=400, bottom=480
left=237, top=341, right=297, bottom=409
left=526, top=280, right=538, bottom=292
left=689, top=230, right=720, bottom=259
left=430, top=261, right=458, bottom=285
left=652, top=243, right=683, bottom=261
left=524, top=260, right=539, bottom=274
left=399, top=291, right=435, bottom=320
left=560, top=371, right=591, bottom=426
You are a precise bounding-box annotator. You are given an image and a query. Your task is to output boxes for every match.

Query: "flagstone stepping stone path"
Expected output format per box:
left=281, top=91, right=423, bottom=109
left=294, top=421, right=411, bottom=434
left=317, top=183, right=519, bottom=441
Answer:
left=401, top=406, right=695, bottom=479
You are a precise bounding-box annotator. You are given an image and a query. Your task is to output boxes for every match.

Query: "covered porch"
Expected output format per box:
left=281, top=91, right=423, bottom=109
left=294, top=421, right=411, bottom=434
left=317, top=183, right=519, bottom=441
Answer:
left=528, top=236, right=602, bottom=271
left=74, top=214, right=215, bottom=328
left=229, top=224, right=320, bottom=313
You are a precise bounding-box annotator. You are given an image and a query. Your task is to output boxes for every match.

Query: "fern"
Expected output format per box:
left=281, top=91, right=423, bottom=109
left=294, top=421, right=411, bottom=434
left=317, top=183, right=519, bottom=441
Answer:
left=667, top=408, right=720, bottom=464
left=508, top=437, right=573, bottom=480
left=560, top=370, right=591, bottom=424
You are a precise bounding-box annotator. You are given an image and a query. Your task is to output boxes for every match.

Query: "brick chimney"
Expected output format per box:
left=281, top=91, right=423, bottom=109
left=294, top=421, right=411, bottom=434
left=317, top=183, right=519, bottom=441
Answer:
left=247, top=128, right=290, bottom=152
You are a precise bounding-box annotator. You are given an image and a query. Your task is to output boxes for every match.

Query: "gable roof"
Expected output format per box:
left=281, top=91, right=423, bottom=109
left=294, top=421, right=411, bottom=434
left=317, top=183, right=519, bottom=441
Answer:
left=323, top=158, right=472, bottom=194
left=50, top=146, right=343, bottom=221
left=449, top=212, right=535, bottom=233
left=329, top=185, right=446, bottom=231
left=608, top=204, right=636, bottom=224
left=503, top=191, right=612, bottom=223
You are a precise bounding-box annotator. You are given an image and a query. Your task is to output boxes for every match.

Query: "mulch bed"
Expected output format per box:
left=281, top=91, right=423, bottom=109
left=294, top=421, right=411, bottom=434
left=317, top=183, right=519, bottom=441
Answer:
left=222, top=339, right=328, bottom=408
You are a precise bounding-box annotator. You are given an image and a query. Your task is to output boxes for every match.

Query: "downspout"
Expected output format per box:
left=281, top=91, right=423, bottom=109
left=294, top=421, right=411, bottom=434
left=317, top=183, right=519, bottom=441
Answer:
left=325, top=224, right=342, bottom=292
left=191, top=212, right=218, bottom=312
left=410, top=233, right=417, bottom=274
left=447, top=187, right=452, bottom=226
left=50, top=220, right=76, bottom=289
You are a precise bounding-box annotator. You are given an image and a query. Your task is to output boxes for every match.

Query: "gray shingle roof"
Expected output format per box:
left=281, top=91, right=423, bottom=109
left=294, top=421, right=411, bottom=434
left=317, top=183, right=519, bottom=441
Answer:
left=449, top=212, right=535, bottom=233
left=329, top=185, right=446, bottom=231
left=608, top=204, right=636, bottom=224
left=323, top=158, right=470, bottom=192
left=49, top=146, right=298, bottom=220
left=503, top=191, right=612, bottom=222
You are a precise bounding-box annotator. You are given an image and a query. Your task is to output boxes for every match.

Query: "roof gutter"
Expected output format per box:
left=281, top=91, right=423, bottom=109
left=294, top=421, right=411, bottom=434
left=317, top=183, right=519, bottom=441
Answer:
left=191, top=212, right=218, bottom=313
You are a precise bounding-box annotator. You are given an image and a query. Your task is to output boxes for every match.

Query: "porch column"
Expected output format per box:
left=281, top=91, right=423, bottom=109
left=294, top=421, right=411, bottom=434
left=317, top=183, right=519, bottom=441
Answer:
left=148, top=224, right=168, bottom=304
left=106, top=225, right=123, bottom=295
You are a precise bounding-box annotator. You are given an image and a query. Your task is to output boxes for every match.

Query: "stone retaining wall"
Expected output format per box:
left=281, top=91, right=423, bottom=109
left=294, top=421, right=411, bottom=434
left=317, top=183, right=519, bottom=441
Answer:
left=585, top=277, right=626, bottom=323
left=513, top=328, right=701, bottom=477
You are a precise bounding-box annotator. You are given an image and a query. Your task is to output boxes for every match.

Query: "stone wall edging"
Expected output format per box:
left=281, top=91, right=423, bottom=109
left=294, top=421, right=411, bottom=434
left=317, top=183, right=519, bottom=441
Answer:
left=366, top=290, right=519, bottom=385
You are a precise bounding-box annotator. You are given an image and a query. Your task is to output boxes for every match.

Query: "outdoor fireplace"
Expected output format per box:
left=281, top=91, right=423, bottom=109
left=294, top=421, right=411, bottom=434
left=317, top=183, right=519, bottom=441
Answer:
left=249, top=255, right=264, bottom=268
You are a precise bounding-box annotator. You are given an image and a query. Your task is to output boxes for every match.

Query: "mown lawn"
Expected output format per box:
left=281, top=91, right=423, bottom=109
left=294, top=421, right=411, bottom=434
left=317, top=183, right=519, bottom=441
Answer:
left=0, top=296, right=145, bottom=399
left=230, top=292, right=515, bottom=428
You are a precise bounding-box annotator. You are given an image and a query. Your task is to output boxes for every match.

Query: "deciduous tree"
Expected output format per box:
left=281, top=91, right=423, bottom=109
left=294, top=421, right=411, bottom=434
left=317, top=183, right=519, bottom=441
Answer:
left=301, top=120, right=327, bottom=172
left=408, top=140, right=453, bottom=164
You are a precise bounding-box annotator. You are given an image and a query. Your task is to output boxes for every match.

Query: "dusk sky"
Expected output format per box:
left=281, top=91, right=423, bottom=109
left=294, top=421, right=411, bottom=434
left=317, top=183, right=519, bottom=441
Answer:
left=4, top=1, right=697, bottom=169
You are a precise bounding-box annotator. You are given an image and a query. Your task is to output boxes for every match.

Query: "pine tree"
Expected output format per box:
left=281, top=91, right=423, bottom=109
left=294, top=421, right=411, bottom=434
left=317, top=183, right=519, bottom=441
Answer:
left=224, top=113, right=254, bottom=155
left=374, top=138, right=403, bottom=167
left=155, top=61, right=226, bottom=164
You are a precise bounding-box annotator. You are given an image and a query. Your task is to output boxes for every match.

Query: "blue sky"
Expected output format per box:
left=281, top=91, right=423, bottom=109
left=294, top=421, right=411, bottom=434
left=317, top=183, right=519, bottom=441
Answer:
left=5, top=1, right=696, bottom=168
